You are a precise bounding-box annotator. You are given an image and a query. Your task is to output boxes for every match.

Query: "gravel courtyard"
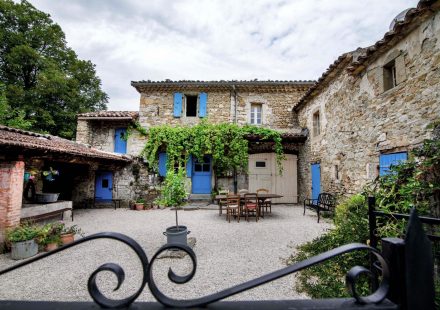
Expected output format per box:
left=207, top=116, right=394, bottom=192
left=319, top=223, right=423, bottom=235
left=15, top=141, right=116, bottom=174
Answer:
left=0, top=204, right=331, bottom=303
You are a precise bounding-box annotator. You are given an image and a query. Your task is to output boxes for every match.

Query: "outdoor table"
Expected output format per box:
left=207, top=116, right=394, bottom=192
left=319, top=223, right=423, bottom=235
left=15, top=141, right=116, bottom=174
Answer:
left=215, top=193, right=283, bottom=218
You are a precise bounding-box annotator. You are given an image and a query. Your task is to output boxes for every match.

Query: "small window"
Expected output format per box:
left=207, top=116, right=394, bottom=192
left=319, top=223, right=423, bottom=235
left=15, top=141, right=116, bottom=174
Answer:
left=194, top=156, right=211, bottom=172
left=102, top=179, right=109, bottom=188
left=255, top=161, right=266, bottom=168
left=379, top=152, right=407, bottom=176
left=250, top=104, right=262, bottom=125
left=312, top=111, right=320, bottom=136
left=383, top=60, right=397, bottom=91
left=185, top=95, right=198, bottom=117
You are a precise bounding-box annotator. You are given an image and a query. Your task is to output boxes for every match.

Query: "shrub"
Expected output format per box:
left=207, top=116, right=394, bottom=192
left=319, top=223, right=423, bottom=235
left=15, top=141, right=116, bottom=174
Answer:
left=6, top=223, right=39, bottom=243
left=287, top=194, right=370, bottom=298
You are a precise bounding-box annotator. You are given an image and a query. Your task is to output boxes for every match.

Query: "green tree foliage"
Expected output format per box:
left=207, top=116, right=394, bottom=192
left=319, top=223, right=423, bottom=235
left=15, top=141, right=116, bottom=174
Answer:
left=133, top=120, right=285, bottom=190
left=0, top=0, right=108, bottom=138
left=287, top=195, right=370, bottom=298
left=0, top=83, right=32, bottom=129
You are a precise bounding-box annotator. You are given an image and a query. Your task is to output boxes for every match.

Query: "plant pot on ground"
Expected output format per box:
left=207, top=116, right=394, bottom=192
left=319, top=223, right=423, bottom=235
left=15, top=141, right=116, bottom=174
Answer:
left=134, top=198, right=145, bottom=211
left=37, top=222, right=63, bottom=252
left=157, top=168, right=190, bottom=246
left=60, top=224, right=84, bottom=245
left=6, top=223, right=39, bottom=260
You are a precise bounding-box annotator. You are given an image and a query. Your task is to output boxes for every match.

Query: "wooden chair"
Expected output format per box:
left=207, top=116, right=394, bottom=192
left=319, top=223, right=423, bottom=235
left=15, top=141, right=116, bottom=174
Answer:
left=238, top=189, right=248, bottom=208
left=218, top=189, right=229, bottom=216
left=256, top=188, right=271, bottom=216
left=243, top=193, right=259, bottom=222
left=226, top=194, right=240, bottom=223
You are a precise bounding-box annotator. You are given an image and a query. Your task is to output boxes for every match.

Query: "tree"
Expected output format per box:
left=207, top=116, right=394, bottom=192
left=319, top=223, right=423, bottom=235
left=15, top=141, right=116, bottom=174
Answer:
left=0, top=82, right=33, bottom=130
left=0, top=0, right=108, bottom=138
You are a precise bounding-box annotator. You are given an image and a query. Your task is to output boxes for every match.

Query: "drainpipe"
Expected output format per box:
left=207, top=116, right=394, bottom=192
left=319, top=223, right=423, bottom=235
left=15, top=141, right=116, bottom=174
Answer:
left=232, top=85, right=238, bottom=193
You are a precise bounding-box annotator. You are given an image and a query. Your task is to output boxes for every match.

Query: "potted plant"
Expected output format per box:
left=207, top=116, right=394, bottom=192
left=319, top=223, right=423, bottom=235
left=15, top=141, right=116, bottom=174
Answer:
left=37, top=222, right=63, bottom=251
left=6, top=223, right=39, bottom=260
left=134, top=198, right=145, bottom=211
left=42, top=167, right=59, bottom=181
left=60, top=224, right=84, bottom=245
left=158, top=168, right=190, bottom=246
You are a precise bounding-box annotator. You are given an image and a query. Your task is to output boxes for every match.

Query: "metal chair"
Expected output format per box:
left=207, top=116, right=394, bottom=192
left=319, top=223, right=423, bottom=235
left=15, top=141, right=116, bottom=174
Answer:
left=226, top=194, right=240, bottom=223
left=256, top=188, right=271, bottom=216
left=218, top=189, right=229, bottom=216
left=243, top=193, right=259, bottom=222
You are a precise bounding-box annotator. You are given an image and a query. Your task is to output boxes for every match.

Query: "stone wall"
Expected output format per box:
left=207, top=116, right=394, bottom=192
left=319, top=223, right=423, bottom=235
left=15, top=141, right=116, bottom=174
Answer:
left=138, top=88, right=307, bottom=130
left=297, top=11, right=440, bottom=198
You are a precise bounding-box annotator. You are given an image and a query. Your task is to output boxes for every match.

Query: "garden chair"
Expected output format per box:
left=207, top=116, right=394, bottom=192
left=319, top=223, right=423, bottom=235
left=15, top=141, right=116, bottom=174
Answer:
left=243, top=193, right=259, bottom=222
left=218, top=189, right=229, bottom=215
left=226, top=194, right=241, bottom=223
left=256, top=188, right=271, bottom=216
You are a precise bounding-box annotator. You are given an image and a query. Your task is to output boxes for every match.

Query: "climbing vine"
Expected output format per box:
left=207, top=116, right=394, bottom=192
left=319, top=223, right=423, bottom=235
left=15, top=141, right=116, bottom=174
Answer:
left=132, top=120, right=285, bottom=189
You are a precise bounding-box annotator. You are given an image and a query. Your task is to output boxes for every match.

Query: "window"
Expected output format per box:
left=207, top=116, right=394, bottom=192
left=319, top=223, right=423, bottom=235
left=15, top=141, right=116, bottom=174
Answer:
left=250, top=103, right=262, bottom=125
left=379, top=152, right=407, bottom=176
left=334, top=165, right=339, bottom=180
left=194, top=156, right=211, bottom=172
left=185, top=95, right=198, bottom=117
left=255, top=161, right=266, bottom=168
left=312, top=111, right=320, bottom=136
left=383, top=60, right=397, bottom=91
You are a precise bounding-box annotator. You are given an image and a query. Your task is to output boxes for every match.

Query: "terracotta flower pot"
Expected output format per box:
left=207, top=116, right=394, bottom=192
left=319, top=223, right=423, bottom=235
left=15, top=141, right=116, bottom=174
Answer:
left=135, top=203, right=144, bottom=211
left=45, top=242, right=58, bottom=252
left=61, top=233, right=75, bottom=245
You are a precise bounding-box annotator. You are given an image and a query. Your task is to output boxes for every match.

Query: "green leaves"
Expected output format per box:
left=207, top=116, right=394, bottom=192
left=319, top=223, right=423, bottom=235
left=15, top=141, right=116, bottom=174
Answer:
left=136, top=120, right=285, bottom=178
left=0, top=0, right=108, bottom=138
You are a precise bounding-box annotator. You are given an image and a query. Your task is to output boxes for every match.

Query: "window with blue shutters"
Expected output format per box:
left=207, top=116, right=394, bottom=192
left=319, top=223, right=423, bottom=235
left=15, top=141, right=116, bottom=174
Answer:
left=114, top=128, right=127, bottom=154
left=379, top=152, right=408, bottom=176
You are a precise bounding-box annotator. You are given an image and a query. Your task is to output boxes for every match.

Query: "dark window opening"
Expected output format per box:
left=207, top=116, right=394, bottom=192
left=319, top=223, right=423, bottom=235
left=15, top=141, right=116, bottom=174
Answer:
left=383, top=60, right=397, bottom=91
left=186, top=95, right=198, bottom=117
left=173, top=155, right=186, bottom=173
left=102, top=179, right=109, bottom=188
left=256, top=161, right=266, bottom=168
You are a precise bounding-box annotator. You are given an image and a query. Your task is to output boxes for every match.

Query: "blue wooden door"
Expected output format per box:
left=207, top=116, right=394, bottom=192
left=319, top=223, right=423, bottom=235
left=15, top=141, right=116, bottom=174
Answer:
left=95, top=171, right=113, bottom=200
left=379, top=152, right=407, bottom=176
left=192, top=155, right=212, bottom=194
left=311, top=163, right=321, bottom=200
left=114, top=128, right=127, bottom=154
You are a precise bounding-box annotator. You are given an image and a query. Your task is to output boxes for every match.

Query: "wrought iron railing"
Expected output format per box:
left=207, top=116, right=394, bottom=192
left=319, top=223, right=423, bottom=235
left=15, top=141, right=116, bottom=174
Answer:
left=0, top=208, right=435, bottom=309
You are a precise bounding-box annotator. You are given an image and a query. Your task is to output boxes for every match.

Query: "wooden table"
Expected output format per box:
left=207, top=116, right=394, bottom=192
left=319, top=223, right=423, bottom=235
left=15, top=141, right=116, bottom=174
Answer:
left=215, top=193, right=283, bottom=218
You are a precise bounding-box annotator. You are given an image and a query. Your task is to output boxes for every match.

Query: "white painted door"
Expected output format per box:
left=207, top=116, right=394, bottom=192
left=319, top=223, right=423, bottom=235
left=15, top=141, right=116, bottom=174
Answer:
left=248, top=153, right=298, bottom=203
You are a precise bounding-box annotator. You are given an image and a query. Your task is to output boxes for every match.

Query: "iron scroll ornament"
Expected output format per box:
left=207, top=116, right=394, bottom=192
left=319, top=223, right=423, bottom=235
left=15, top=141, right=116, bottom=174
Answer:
left=0, top=233, right=389, bottom=308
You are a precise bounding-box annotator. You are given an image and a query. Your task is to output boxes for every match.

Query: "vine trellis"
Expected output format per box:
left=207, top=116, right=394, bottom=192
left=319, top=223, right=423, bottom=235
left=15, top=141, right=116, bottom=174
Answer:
left=131, top=120, right=285, bottom=191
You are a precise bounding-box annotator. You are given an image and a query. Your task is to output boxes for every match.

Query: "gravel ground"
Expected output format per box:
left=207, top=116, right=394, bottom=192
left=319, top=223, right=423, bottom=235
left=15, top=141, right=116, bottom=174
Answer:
left=0, top=205, right=331, bottom=302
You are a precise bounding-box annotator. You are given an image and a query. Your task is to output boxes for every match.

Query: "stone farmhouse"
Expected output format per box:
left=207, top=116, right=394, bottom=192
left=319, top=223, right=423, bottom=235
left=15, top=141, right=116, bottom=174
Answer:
left=75, top=0, right=440, bottom=206
left=1, top=0, right=439, bottom=248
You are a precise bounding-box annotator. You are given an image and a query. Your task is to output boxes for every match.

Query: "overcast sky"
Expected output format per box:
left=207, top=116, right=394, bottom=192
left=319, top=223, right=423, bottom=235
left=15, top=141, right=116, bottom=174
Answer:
left=28, top=0, right=418, bottom=111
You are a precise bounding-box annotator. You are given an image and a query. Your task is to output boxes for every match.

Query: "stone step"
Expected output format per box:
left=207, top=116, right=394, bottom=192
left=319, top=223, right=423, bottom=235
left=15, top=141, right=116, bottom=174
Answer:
left=188, top=194, right=212, bottom=201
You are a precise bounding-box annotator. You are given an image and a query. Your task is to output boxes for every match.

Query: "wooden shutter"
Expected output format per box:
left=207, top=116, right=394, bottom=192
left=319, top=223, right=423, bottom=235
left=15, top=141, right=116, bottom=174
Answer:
left=173, top=93, right=182, bottom=117
left=186, top=155, right=192, bottom=177
left=379, top=152, right=407, bottom=176
left=114, top=128, right=127, bottom=154
left=199, top=92, right=207, bottom=118
left=158, top=153, right=167, bottom=176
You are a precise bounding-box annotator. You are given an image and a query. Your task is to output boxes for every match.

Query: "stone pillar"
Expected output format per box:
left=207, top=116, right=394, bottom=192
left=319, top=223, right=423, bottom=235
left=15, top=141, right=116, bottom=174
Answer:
left=0, top=161, right=25, bottom=250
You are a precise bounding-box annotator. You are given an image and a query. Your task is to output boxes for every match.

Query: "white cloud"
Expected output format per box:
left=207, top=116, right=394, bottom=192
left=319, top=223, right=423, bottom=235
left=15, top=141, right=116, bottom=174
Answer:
left=29, top=0, right=418, bottom=110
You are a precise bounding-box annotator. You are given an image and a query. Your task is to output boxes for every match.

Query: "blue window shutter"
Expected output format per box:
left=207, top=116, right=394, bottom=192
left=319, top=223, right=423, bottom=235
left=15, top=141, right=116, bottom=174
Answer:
left=379, top=152, right=407, bottom=176
left=173, top=93, right=182, bottom=117
left=114, top=128, right=127, bottom=154
left=186, top=155, right=192, bottom=177
left=158, top=153, right=168, bottom=176
left=199, top=92, right=207, bottom=118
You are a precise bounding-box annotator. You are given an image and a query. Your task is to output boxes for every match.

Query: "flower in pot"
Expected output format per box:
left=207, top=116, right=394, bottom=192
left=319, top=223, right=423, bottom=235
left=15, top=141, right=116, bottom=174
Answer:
left=37, top=222, right=63, bottom=251
left=157, top=168, right=189, bottom=246
left=6, top=223, right=39, bottom=260
left=60, top=224, right=84, bottom=245
left=134, top=198, right=145, bottom=211
left=42, top=167, right=59, bottom=182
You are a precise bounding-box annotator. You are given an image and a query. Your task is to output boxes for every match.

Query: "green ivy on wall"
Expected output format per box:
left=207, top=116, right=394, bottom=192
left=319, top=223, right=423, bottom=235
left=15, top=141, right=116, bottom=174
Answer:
left=131, top=120, right=285, bottom=189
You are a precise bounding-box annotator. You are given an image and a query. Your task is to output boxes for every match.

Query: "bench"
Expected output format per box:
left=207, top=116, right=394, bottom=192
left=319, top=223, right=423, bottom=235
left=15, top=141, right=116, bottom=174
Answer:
left=303, top=193, right=336, bottom=223
left=21, top=208, right=74, bottom=223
